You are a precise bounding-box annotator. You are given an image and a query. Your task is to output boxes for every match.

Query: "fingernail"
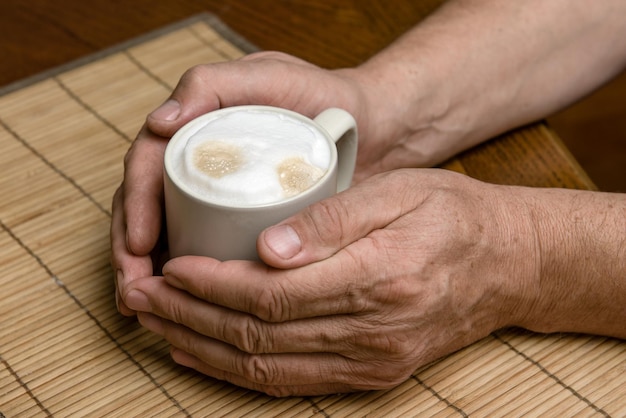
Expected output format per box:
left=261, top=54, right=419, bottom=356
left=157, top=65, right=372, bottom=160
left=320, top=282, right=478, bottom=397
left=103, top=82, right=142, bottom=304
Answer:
left=264, top=224, right=302, bottom=259
left=125, top=290, right=152, bottom=312
left=150, top=99, right=180, bottom=121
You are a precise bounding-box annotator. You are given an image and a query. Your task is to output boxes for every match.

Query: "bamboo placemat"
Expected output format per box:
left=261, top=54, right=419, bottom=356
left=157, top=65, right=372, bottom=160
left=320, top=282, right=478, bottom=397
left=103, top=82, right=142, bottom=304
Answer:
left=0, top=14, right=624, bottom=417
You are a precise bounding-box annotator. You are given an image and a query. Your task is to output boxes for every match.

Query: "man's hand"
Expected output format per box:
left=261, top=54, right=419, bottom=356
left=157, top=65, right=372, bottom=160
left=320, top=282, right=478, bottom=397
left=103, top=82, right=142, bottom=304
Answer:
left=122, top=169, right=540, bottom=396
left=111, top=52, right=376, bottom=315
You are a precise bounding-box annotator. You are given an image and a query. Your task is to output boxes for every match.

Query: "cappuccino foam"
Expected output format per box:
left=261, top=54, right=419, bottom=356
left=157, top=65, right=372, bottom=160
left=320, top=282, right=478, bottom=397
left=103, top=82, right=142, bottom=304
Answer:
left=171, top=110, right=331, bottom=206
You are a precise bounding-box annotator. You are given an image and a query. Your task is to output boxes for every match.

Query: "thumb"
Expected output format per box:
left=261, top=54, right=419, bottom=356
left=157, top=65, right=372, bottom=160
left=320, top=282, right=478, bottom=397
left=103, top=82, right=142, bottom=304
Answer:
left=257, top=171, right=419, bottom=269
left=145, top=53, right=319, bottom=139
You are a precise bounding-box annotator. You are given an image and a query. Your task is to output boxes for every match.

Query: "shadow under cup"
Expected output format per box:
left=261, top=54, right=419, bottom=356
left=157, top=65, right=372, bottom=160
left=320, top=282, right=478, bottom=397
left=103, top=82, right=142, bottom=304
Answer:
left=163, top=105, right=358, bottom=261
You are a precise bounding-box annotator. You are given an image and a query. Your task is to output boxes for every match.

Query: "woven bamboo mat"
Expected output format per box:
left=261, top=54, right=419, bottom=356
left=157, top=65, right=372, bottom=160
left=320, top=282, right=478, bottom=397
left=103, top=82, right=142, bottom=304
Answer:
left=0, top=14, right=624, bottom=417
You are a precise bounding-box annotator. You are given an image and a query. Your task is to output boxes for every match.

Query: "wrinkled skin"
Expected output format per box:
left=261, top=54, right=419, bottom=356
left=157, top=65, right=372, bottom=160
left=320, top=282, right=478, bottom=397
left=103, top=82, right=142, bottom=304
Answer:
left=118, top=168, right=538, bottom=396
left=112, top=51, right=449, bottom=316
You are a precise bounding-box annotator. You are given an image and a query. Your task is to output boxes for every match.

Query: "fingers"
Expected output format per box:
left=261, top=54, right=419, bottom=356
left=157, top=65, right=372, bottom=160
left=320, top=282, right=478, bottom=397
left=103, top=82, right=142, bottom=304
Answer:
left=122, top=125, right=169, bottom=256
left=169, top=348, right=353, bottom=397
left=132, top=312, right=408, bottom=397
left=257, top=170, right=426, bottom=268
left=112, top=123, right=168, bottom=315
left=160, top=324, right=402, bottom=397
left=110, top=186, right=154, bottom=316
left=126, top=276, right=412, bottom=395
left=160, top=255, right=370, bottom=322
left=126, top=275, right=371, bottom=355
left=160, top=322, right=370, bottom=397
left=145, top=52, right=359, bottom=139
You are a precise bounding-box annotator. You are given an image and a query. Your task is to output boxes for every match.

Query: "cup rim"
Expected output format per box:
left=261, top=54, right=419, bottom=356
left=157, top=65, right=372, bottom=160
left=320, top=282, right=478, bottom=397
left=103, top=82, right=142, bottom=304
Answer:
left=163, top=105, right=339, bottom=210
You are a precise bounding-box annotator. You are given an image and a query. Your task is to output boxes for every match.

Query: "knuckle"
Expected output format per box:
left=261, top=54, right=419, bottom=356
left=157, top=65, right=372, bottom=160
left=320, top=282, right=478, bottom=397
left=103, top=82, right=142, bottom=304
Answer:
left=307, top=198, right=351, bottom=246
left=240, top=354, right=279, bottom=386
left=179, top=64, right=210, bottom=85
left=345, top=325, right=416, bottom=388
left=123, top=140, right=138, bottom=169
left=110, top=186, right=124, bottom=222
left=112, top=184, right=123, bottom=203
left=163, top=297, right=188, bottom=327
left=253, top=283, right=291, bottom=323
left=174, top=64, right=220, bottom=97
left=225, top=315, right=270, bottom=354
left=375, top=333, right=414, bottom=360
left=333, top=271, right=369, bottom=313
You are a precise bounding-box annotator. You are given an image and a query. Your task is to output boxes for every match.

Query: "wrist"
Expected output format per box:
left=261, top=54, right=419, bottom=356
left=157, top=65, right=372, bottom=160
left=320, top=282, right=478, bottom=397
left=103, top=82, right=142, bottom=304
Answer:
left=351, top=47, right=456, bottom=172
left=350, top=10, right=512, bottom=171
left=476, top=184, right=543, bottom=331
left=510, top=188, right=626, bottom=337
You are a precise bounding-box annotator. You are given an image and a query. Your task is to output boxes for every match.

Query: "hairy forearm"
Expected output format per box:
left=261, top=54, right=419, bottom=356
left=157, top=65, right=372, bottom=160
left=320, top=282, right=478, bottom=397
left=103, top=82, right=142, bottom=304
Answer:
left=517, top=187, right=626, bottom=338
left=356, top=0, right=626, bottom=166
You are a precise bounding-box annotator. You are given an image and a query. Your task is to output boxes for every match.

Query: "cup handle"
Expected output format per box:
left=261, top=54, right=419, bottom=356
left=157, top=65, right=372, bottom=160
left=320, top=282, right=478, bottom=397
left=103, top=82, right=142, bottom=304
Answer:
left=313, top=108, right=358, bottom=192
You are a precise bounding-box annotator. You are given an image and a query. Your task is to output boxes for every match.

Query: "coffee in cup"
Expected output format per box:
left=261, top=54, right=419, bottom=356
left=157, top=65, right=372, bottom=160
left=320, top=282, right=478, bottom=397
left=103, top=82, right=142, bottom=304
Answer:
left=164, top=105, right=357, bottom=260
left=169, top=108, right=331, bottom=206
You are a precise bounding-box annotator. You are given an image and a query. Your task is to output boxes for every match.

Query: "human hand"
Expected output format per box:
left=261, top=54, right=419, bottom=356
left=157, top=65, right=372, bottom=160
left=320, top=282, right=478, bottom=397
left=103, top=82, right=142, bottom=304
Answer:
left=111, top=52, right=377, bottom=315
left=123, top=169, right=540, bottom=396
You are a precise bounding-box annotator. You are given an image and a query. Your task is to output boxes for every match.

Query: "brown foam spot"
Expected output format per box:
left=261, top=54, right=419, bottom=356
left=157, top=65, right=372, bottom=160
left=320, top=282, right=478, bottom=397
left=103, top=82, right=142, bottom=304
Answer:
left=277, top=157, right=325, bottom=197
left=193, top=141, right=243, bottom=178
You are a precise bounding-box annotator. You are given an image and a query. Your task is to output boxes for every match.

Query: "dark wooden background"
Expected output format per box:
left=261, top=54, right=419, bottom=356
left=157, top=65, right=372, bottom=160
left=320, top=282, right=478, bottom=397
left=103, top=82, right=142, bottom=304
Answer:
left=1, top=0, right=624, bottom=191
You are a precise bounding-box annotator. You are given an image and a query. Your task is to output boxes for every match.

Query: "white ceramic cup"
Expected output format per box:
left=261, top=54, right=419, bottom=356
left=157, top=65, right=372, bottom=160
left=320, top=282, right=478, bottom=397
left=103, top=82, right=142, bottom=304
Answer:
left=163, top=105, right=358, bottom=260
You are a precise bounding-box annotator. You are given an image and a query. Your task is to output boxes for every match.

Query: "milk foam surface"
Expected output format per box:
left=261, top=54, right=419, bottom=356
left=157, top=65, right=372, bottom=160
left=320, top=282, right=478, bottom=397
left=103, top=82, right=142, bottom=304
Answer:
left=172, top=110, right=331, bottom=206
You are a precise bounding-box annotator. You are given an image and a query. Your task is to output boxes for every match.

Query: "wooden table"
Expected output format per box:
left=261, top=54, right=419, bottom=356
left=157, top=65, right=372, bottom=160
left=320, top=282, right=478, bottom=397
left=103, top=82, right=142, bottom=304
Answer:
left=0, top=0, right=595, bottom=191
left=3, top=1, right=618, bottom=417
